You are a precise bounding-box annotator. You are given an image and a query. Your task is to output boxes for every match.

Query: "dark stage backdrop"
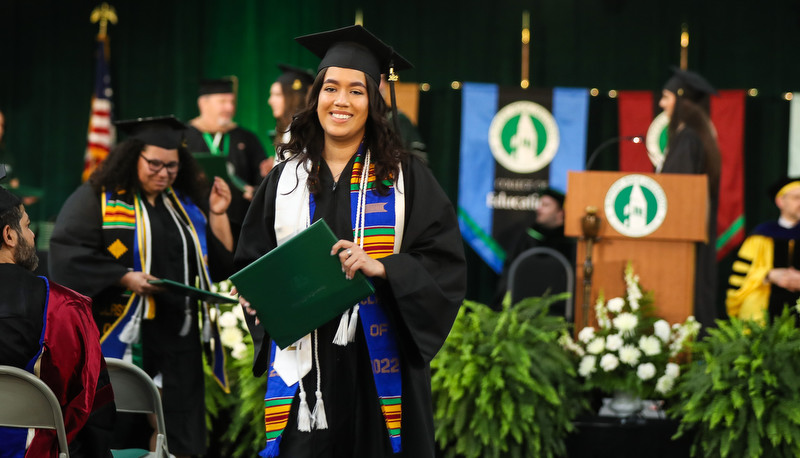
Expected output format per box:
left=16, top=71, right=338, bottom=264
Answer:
left=1, top=0, right=799, bottom=311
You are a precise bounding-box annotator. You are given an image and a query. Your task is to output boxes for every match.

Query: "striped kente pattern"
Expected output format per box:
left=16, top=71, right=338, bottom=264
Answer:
left=380, top=396, right=402, bottom=438
left=103, top=199, right=135, bottom=229
left=350, top=154, right=395, bottom=259
left=265, top=396, right=294, bottom=442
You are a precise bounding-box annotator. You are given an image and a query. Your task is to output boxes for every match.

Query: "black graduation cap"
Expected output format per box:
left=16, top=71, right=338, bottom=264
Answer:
left=539, top=187, right=565, bottom=208
left=276, top=63, right=315, bottom=93
left=199, top=78, right=235, bottom=96
left=663, top=67, right=717, bottom=103
left=768, top=176, right=800, bottom=199
left=114, top=116, right=186, bottom=150
left=295, top=25, right=413, bottom=85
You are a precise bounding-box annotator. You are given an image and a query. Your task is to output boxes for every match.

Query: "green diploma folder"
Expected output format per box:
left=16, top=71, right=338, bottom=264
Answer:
left=147, top=279, right=238, bottom=304
left=229, top=219, right=375, bottom=349
left=191, top=152, right=248, bottom=192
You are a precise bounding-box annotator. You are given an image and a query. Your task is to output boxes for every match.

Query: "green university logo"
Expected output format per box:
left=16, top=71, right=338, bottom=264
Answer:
left=488, top=101, right=560, bottom=173
left=645, top=112, right=669, bottom=170
left=604, top=174, right=668, bottom=237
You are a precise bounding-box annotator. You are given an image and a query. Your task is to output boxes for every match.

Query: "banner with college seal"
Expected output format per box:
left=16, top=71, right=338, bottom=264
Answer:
left=458, top=83, right=589, bottom=273
left=617, top=89, right=746, bottom=260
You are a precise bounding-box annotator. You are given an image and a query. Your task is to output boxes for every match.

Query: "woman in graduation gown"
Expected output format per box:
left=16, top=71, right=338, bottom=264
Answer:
left=234, top=26, right=466, bottom=458
left=657, top=67, right=722, bottom=330
left=49, top=116, right=234, bottom=458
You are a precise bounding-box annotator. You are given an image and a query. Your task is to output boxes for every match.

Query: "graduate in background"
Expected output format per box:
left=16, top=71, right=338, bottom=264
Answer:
left=657, top=67, right=721, bottom=330
left=185, top=77, right=268, bottom=233
left=268, top=63, right=315, bottom=156
left=727, top=177, right=800, bottom=321
left=49, top=116, right=233, bottom=458
left=235, top=25, right=466, bottom=458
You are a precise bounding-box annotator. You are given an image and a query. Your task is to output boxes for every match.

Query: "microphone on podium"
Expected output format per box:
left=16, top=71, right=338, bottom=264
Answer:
left=585, top=135, right=644, bottom=170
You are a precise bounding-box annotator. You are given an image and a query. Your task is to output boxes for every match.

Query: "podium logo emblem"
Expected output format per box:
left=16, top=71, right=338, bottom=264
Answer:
left=604, top=174, right=668, bottom=237
left=488, top=101, right=560, bottom=173
left=645, top=112, right=670, bottom=169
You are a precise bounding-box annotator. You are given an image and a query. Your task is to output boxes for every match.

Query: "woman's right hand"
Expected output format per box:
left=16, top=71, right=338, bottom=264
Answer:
left=232, top=286, right=260, bottom=325
left=119, top=271, right=162, bottom=296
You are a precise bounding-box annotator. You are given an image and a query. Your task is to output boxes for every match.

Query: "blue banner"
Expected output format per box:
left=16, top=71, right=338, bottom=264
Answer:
left=458, top=83, right=589, bottom=273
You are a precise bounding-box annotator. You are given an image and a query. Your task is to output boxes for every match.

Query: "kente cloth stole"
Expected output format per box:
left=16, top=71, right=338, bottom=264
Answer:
left=261, top=151, right=404, bottom=456
left=98, top=189, right=228, bottom=391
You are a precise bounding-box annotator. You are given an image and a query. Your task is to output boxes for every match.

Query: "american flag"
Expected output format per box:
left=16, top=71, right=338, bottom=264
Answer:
left=82, top=36, right=115, bottom=182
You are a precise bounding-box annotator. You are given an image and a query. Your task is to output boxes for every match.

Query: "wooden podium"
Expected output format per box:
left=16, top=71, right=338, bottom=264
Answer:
left=564, top=171, right=708, bottom=329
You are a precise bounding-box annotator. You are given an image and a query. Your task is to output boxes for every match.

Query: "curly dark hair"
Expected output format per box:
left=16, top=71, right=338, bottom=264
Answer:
left=667, top=97, right=721, bottom=197
left=89, top=138, right=206, bottom=205
left=277, top=68, right=408, bottom=195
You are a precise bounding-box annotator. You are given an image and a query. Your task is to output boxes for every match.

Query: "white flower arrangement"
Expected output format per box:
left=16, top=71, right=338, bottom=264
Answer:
left=560, top=262, right=700, bottom=398
left=211, top=281, right=252, bottom=361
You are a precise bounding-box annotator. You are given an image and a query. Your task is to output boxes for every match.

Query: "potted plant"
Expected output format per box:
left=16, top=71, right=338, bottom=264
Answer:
left=670, top=307, right=800, bottom=457
left=560, top=262, right=700, bottom=414
left=203, top=280, right=264, bottom=456
left=431, top=294, right=586, bottom=458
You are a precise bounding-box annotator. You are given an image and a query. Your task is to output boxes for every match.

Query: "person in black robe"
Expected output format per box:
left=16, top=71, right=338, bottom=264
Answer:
left=492, top=187, right=575, bottom=309
left=234, top=26, right=466, bottom=458
left=186, top=77, right=269, bottom=234
left=48, top=116, right=234, bottom=458
left=657, top=67, right=722, bottom=330
left=0, top=186, right=115, bottom=457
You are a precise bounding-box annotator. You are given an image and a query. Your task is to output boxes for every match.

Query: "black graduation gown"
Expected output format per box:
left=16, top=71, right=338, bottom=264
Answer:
left=660, top=126, right=720, bottom=329
left=48, top=184, right=232, bottom=455
left=185, top=125, right=267, bottom=231
left=234, top=155, right=466, bottom=458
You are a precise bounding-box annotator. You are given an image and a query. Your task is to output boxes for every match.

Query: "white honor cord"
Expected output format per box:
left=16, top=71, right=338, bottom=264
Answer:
left=354, top=150, right=371, bottom=248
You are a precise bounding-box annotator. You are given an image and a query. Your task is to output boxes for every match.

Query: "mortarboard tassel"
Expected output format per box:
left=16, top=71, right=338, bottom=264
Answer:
left=388, top=62, right=401, bottom=137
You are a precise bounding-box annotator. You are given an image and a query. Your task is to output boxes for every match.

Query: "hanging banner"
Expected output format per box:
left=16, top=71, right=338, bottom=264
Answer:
left=458, top=83, right=589, bottom=272
left=617, top=89, right=746, bottom=259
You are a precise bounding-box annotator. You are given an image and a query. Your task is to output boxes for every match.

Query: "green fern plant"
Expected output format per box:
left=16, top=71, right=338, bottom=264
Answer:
left=431, top=295, right=587, bottom=458
left=670, top=308, right=800, bottom=457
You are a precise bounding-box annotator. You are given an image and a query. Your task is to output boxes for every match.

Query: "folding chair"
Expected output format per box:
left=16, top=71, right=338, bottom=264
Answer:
left=105, top=358, right=170, bottom=458
left=507, top=246, right=575, bottom=321
left=0, top=365, right=69, bottom=458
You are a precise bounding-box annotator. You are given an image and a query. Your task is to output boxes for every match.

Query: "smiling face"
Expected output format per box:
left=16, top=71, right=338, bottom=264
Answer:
left=316, top=66, right=369, bottom=148
left=137, top=145, right=179, bottom=199
left=268, top=82, right=285, bottom=119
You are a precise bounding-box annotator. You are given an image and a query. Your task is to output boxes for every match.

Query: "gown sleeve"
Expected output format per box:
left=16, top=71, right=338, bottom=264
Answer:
left=234, top=163, right=284, bottom=375
left=48, top=183, right=129, bottom=297
left=725, top=234, right=773, bottom=321
left=378, top=157, right=467, bottom=363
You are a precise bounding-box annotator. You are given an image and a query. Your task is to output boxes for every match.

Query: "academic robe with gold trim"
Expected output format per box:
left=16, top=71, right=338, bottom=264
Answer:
left=726, top=221, right=800, bottom=321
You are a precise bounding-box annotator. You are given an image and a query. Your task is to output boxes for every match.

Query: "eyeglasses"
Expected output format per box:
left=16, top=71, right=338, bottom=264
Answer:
left=140, top=154, right=180, bottom=174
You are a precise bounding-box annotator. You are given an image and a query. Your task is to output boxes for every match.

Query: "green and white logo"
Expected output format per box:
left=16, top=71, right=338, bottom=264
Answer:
left=645, top=112, right=670, bottom=170
left=604, top=174, right=668, bottom=238
left=488, top=101, right=560, bottom=173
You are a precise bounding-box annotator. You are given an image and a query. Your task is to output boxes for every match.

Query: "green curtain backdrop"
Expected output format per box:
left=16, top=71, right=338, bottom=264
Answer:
left=1, top=0, right=799, bottom=308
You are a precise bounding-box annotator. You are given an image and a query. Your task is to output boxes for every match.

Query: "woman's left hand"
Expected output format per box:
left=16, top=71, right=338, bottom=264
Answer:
left=209, top=177, right=232, bottom=215
left=331, top=240, right=386, bottom=280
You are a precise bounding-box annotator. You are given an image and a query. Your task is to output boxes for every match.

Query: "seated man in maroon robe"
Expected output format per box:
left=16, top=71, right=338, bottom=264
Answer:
left=0, top=181, right=115, bottom=458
